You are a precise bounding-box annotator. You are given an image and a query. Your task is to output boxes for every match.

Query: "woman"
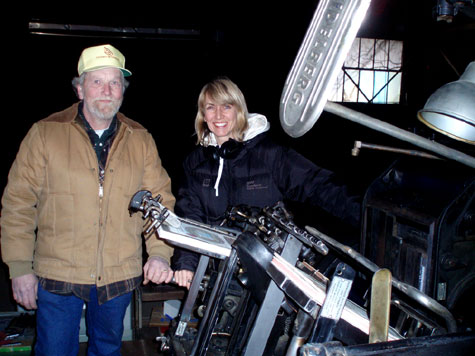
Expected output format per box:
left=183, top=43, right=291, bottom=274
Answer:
left=172, top=77, right=360, bottom=286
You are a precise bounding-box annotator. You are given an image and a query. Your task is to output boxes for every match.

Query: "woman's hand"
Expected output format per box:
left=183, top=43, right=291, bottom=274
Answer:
left=174, top=269, right=195, bottom=289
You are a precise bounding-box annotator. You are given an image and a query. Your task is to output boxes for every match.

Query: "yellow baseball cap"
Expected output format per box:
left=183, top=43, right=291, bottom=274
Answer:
left=77, top=44, right=132, bottom=77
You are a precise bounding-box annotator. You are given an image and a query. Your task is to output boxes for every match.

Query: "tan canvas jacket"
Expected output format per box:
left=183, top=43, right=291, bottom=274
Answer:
left=1, top=103, right=175, bottom=286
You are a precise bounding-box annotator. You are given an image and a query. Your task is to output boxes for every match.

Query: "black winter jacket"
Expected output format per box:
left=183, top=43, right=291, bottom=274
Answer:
left=172, top=130, right=361, bottom=271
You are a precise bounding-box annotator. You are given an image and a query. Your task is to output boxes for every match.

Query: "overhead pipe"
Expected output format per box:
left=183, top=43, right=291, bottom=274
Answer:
left=324, top=102, right=475, bottom=167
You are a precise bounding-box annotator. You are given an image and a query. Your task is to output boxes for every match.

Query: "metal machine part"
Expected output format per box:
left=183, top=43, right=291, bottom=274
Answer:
left=129, top=191, right=473, bottom=355
left=309, top=263, right=356, bottom=343
left=300, top=332, right=475, bottom=356
left=280, top=0, right=371, bottom=137
left=369, top=269, right=392, bottom=343
left=176, top=255, right=211, bottom=337
left=305, top=225, right=457, bottom=334
left=361, top=157, right=475, bottom=331
left=324, top=102, right=475, bottom=168
left=351, top=141, right=443, bottom=160
left=266, top=250, right=401, bottom=342
left=130, top=193, right=406, bottom=353
left=225, top=202, right=329, bottom=257
left=129, top=190, right=236, bottom=259
left=434, top=0, right=475, bottom=23
left=237, top=233, right=303, bottom=356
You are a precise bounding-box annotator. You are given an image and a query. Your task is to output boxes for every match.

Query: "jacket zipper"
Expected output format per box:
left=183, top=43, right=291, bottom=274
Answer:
left=99, top=168, right=105, bottom=198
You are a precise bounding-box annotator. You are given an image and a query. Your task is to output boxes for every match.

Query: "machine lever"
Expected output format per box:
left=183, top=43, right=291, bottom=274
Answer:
left=369, top=268, right=392, bottom=343
left=309, top=262, right=355, bottom=343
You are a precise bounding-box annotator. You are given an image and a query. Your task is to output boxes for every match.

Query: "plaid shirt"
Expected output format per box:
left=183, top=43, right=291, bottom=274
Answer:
left=39, top=104, right=141, bottom=304
left=39, top=276, right=141, bottom=304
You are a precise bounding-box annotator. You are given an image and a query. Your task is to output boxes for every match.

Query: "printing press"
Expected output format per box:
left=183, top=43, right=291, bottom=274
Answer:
left=128, top=0, right=474, bottom=354
left=128, top=182, right=474, bottom=355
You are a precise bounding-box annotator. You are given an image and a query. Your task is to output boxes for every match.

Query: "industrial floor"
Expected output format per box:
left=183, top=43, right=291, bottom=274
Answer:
left=78, top=327, right=167, bottom=356
left=79, top=339, right=161, bottom=355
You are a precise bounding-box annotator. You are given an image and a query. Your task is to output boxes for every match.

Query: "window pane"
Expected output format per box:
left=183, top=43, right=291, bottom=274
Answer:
left=359, top=70, right=373, bottom=102
left=343, top=69, right=359, bottom=102
left=374, top=71, right=389, bottom=103
left=345, top=37, right=361, bottom=68
left=387, top=72, right=402, bottom=103
left=330, top=70, right=344, bottom=101
left=374, top=39, right=389, bottom=70
left=389, top=40, right=403, bottom=70
left=360, top=38, right=375, bottom=69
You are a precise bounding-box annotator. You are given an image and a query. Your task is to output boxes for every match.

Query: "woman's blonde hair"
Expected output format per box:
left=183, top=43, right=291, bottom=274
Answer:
left=195, top=77, right=249, bottom=145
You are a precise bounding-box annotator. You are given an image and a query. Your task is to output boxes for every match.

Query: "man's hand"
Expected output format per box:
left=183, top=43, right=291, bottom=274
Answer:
left=143, top=257, right=174, bottom=285
left=174, top=270, right=195, bottom=290
left=12, top=274, right=38, bottom=310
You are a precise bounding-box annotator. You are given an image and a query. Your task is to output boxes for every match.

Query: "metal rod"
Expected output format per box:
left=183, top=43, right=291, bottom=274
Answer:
left=29, top=22, right=200, bottom=37
left=324, top=101, right=475, bottom=168
left=352, top=141, right=443, bottom=160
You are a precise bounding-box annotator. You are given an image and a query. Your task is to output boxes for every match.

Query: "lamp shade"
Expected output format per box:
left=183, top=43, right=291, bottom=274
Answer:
left=418, top=61, right=475, bottom=144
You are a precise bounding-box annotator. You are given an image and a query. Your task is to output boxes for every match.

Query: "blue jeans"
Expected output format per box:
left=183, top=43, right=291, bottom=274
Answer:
left=34, top=283, right=132, bottom=356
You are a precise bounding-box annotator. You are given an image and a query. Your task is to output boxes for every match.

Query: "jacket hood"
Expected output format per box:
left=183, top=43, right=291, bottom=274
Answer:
left=243, top=113, right=271, bottom=141
left=202, top=113, right=270, bottom=147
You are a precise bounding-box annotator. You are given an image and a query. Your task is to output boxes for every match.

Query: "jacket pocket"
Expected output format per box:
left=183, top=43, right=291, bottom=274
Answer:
left=36, top=194, right=76, bottom=262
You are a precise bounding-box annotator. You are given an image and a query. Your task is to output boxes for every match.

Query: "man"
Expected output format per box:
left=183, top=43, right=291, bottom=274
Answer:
left=1, top=44, right=175, bottom=356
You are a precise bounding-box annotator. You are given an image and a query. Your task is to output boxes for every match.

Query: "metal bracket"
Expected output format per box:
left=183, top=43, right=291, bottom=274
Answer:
left=175, top=255, right=210, bottom=337
left=309, top=262, right=356, bottom=343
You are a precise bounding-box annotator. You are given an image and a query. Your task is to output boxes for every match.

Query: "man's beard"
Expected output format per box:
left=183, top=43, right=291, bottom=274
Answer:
left=85, top=97, right=123, bottom=122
